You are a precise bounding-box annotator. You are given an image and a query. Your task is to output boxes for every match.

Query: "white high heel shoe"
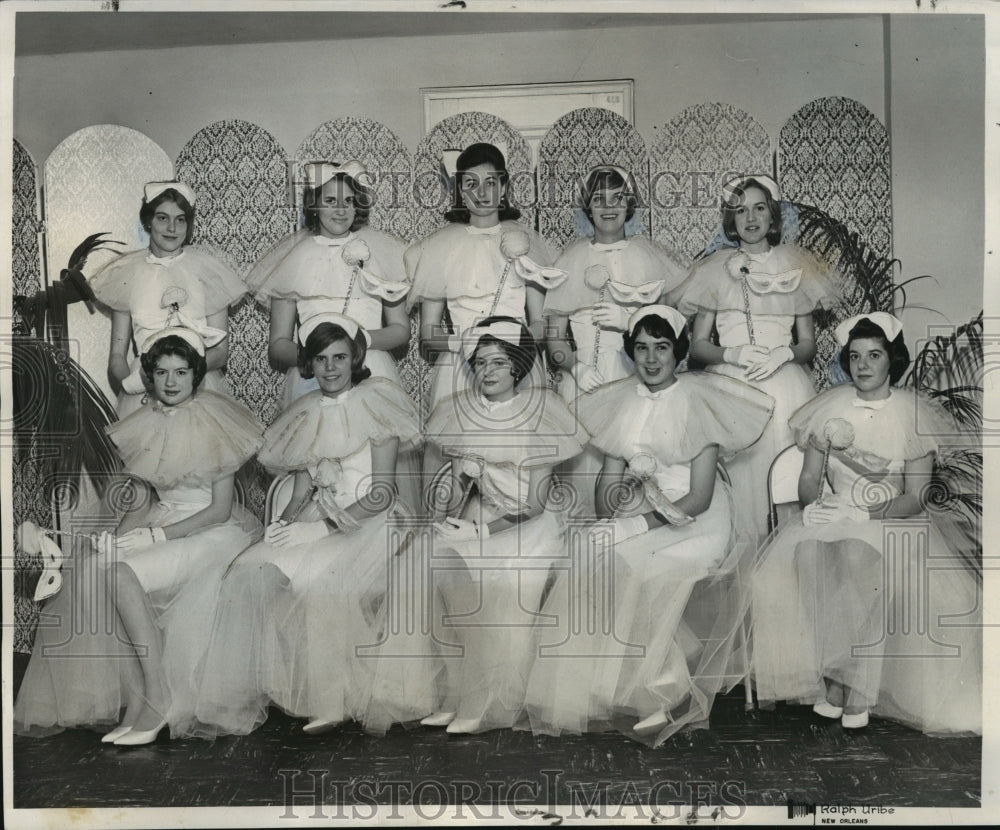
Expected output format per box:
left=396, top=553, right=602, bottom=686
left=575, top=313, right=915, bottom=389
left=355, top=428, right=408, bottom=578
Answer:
left=101, top=724, right=133, bottom=744
left=445, top=717, right=482, bottom=735
left=633, top=710, right=670, bottom=734
left=420, top=711, right=456, bottom=727
left=303, top=718, right=343, bottom=735
left=114, top=720, right=166, bottom=746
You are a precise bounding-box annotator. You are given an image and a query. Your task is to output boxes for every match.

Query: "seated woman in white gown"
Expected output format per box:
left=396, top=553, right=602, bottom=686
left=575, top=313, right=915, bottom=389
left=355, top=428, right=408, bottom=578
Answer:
left=14, top=326, right=263, bottom=744
left=751, top=313, right=981, bottom=734
left=419, top=317, right=587, bottom=734
left=182, top=312, right=437, bottom=739
left=524, top=305, right=773, bottom=746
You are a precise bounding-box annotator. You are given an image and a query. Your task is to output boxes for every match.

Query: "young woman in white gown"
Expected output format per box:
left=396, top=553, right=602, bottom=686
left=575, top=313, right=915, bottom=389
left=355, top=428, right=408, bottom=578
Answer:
left=678, top=175, right=839, bottom=540
left=246, top=160, right=411, bottom=406
left=524, top=305, right=773, bottom=746
left=184, top=313, right=437, bottom=739
left=544, top=164, right=688, bottom=515
left=14, top=327, right=263, bottom=744
left=89, top=181, right=247, bottom=417
left=419, top=317, right=586, bottom=734
left=751, top=313, right=981, bottom=733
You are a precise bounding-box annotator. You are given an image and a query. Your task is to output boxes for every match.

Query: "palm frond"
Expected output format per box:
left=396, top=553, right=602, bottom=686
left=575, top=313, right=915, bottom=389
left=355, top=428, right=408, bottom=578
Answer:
left=906, top=313, right=984, bottom=579
left=12, top=336, right=120, bottom=496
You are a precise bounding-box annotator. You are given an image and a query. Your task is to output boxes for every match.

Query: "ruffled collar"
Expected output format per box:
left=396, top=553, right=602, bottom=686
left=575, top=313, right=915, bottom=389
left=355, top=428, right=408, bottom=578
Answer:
left=465, top=223, right=502, bottom=236
left=145, top=248, right=187, bottom=266
left=312, top=231, right=356, bottom=248
left=634, top=376, right=680, bottom=400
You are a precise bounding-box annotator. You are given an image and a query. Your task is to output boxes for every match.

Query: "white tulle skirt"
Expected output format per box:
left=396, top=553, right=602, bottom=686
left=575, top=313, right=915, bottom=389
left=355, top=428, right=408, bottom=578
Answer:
left=752, top=512, right=982, bottom=735
left=524, top=483, right=752, bottom=746
left=707, top=361, right=815, bottom=541
left=429, top=507, right=565, bottom=732
left=14, top=501, right=260, bottom=737
left=179, top=502, right=440, bottom=739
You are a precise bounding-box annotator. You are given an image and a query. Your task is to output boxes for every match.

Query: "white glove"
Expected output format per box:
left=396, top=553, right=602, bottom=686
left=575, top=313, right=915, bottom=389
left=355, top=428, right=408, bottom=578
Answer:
left=267, top=520, right=330, bottom=548
left=120, top=365, right=149, bottom=396
left=571, top=362, right=604, bottom=393
left=745, top=345, right=794, bottom=381
left=591, top=301, right=631, bottom=332
left=803, top=500, right=868, bottom=525
left=433, top=517, right=489, bottom=541
left=594, top=515, right=648, bottom=543
left=722, top=344, right=769, bottom=368
left=265, top=519, right=289, bottom=545
left=115, top=526, right=166, bottom=552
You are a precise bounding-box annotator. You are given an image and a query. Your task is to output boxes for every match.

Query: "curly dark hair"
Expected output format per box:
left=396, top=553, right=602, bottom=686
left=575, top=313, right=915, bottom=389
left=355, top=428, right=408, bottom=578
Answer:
left=623, top=313, right=689, bottom=363
left=140, top=335, right=208, bottom=391
left=838, top=316, right=910, bottom=385
left=466, top=315, right=537, bottom=384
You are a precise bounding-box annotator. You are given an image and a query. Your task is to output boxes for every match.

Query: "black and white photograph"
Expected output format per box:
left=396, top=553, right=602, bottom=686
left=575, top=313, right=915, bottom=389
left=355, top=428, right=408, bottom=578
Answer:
left=2, top=1, right=995, bottom=827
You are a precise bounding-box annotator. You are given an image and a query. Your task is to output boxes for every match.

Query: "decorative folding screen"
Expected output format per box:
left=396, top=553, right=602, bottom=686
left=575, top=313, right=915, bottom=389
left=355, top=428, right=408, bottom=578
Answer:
left=648, top=103, right=772, bottom=261
left=175, top=119, right=297, bottom=516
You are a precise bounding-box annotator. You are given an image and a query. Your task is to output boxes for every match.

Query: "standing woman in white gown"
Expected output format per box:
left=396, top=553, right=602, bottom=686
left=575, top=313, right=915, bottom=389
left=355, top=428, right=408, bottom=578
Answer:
left=678, top=175, right=839, bottom=540
left=89, top=181, right=248, bottom=417
left=247, top=160, right=411, bottom=406
left=525, top=305, right=773, bottom=745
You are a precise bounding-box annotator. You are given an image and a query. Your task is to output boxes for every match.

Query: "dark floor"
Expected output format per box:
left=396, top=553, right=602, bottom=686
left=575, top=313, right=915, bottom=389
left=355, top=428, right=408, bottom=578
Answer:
left=11, top=653, right=981, bottom=817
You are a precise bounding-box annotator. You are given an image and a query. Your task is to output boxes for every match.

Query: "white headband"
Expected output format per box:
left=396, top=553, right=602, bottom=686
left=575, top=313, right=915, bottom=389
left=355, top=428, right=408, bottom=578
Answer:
left=141, top=325, right=223, bottom=357
left=721, top=174, right=781, bottom=205
left=833, top=312, right=904, bottom=347
left=144, top=180, right=197, bottom=207
left=297, top=312, right=372, bottom=347
left=628, top=304, right=688, bottom=338
left=303, top=160, right=371, bottom=191
left=462, top=320, right=525, bottom=357
left=579, top=164, right=637, bottom=206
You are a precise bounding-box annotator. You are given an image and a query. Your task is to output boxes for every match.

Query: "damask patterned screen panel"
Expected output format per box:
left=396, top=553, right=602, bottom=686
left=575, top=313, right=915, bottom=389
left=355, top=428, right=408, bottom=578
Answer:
left=175, top=119, right=297, bottom=517
left=536, top=107, right=648, bottom=251
left=778, top=97, right=892, bottom=390
left=44, top=125, right=174, bottom=408
left=296, top=117, right=414, bottom=241
left=12, top=139, right=46, bottom=652
left=778, top=96, right=892, bottom=258
left=13, top=139, right=42, bottom=298
left=648, top=103, right=772, bottom=262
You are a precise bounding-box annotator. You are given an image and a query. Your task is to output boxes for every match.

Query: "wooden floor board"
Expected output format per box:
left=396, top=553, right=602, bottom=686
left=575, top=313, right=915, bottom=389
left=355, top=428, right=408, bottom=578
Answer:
left=11, top=653, right=980, bottom=811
